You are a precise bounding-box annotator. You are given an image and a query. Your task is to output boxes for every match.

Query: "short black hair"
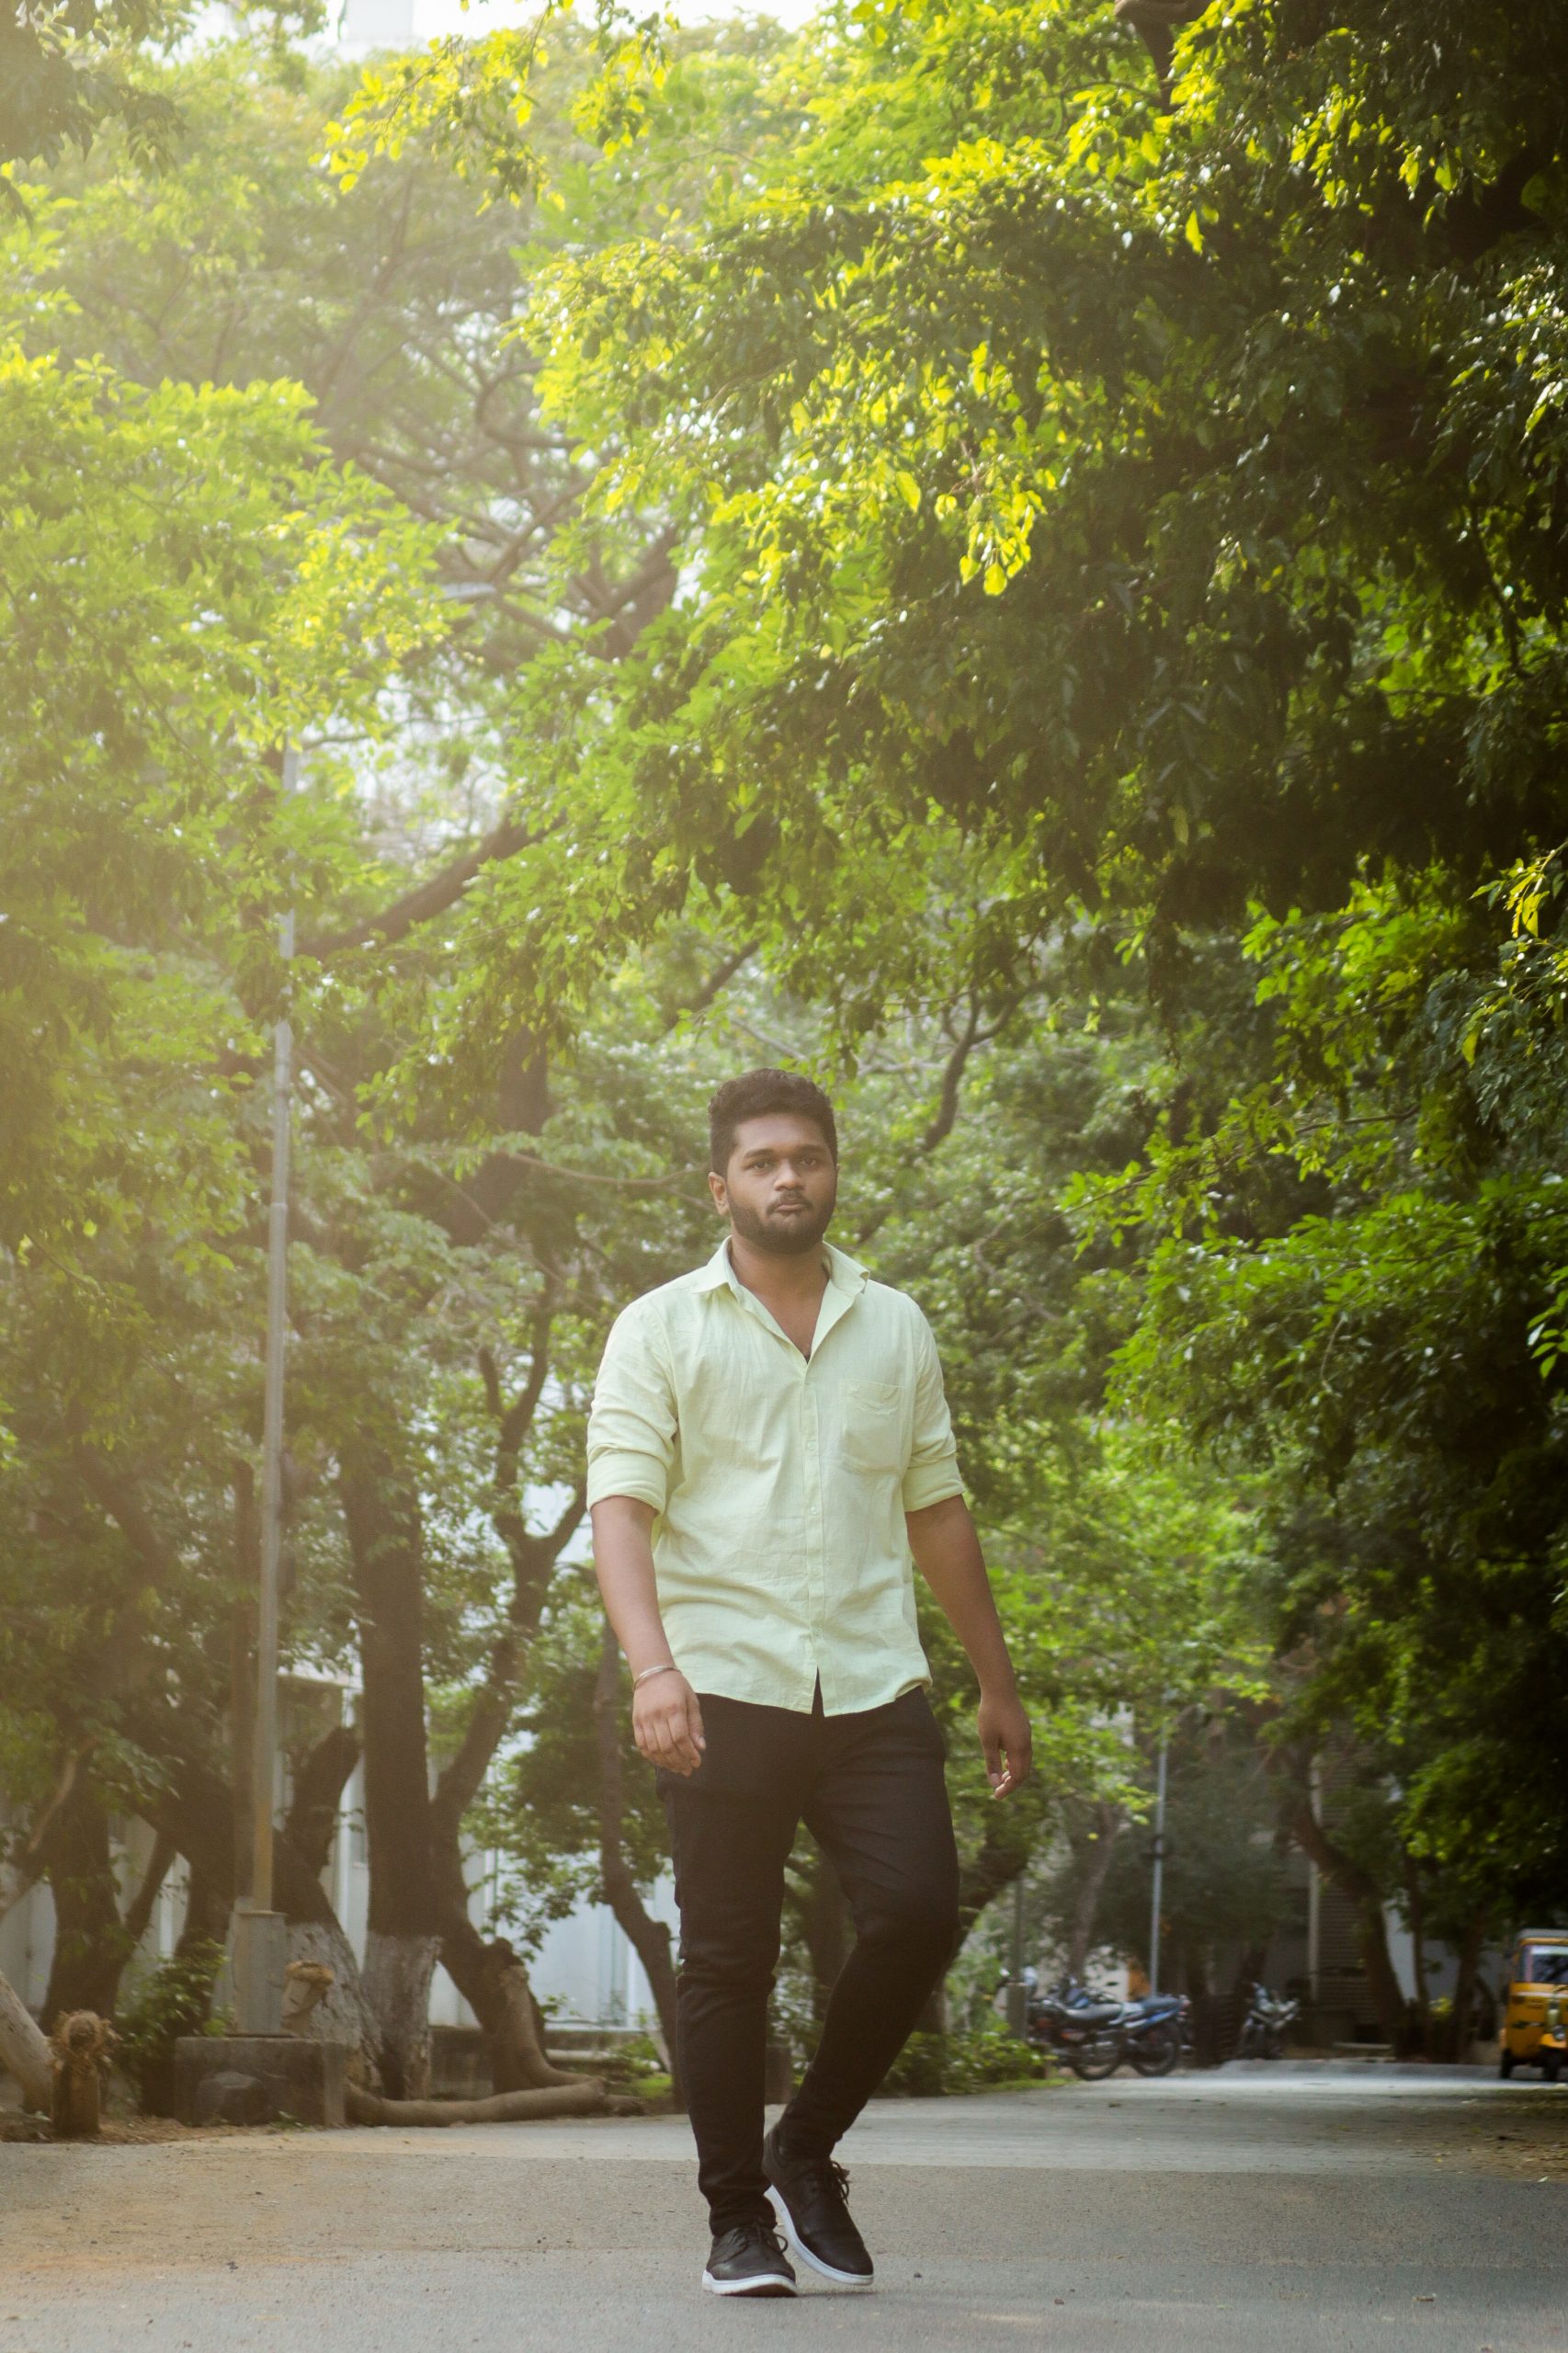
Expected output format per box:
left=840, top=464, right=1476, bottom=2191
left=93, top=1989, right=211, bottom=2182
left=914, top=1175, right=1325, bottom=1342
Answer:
left=708, top=1068, right=838, bottom=1176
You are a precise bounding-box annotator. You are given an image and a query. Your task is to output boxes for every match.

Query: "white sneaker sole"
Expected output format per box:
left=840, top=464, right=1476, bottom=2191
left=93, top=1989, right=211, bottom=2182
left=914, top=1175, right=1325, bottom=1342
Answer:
left=700, top=2266, right=796, bottom=2299
left=766, top=2185, right=875, bottom=2290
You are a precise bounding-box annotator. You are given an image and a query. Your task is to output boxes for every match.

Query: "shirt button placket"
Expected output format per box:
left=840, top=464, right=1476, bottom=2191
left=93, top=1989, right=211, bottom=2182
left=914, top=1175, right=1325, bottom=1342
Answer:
left=803, top=1370, right=826, bottom=1708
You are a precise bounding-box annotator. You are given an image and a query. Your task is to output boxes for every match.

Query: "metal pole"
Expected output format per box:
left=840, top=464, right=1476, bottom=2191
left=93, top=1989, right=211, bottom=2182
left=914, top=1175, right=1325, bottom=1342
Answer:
left=1306, top=1754, right=1322, bottom=2007
left=233, top=745, right=296, bottom=2036
left=1006, top=1871, right=1029, bottom=2038
left=1149, top=1718, right=1169, bottom=1996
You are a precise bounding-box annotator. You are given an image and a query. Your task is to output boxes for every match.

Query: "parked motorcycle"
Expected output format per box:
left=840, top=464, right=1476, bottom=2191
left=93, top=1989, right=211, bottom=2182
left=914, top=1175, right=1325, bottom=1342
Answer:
left=1121, top=1991, right=1189, bottom=2076
left=1020, top=1976, right=1191, bottom=2080
left=1028, top=1979, right=1129, bottom=2079
left=1236, top=1982, right=1300, bottom=2060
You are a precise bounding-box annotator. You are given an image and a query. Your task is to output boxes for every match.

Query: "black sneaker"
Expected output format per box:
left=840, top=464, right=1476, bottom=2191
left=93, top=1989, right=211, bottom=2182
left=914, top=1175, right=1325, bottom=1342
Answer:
left=763, top=2123, right=874, bottom=2289
left=701, top=2221, right=798, bottom=2298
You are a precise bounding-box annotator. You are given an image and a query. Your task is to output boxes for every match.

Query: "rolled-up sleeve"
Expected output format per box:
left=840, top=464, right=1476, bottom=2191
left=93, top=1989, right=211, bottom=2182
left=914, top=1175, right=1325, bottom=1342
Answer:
left=586, top=1302, right=678, bottom=1514
left=902, top=1307, right=964, bottom=1513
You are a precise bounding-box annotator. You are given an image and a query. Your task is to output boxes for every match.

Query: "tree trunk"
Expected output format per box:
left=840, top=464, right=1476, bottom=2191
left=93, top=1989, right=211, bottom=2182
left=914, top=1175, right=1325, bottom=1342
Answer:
left=1445, top=1911, right=1488, bottom=2063
left=1402, top=1850, right=1432, bottom=2043
left=1282, top=1784, right=1410, bottom=2049
left=0, top=1745, right=96, bottom=1928
left=271, top=1722, right=380, bottom=2063
left=138, top=1722, right=382, bottom=2081
left=40, top=1781, right=130, bottom=2027
left=1353, top=1895, right=1411, bottom=2049
left=176, top=1852, right=230, bottom=1964
left=361, top=1933, right=437, bottom=2100
left=1232, top=1938, right=1270, bottom=2006
left=0, top=1967, right=51, bottom=2110
left=1065, top=1802, right=1126, bottom=1978
left=341, top=1451, right=438, bottom=2099
left=282, top=1722, right=360, bottom=1880
left=121, top=1832, right=176, bottom=1960
left=593, top=1623, right=684, bottom=2106
left=437, top=1914, right=581, bottom=2092
left=287, top=1915, right=383, bottom=2070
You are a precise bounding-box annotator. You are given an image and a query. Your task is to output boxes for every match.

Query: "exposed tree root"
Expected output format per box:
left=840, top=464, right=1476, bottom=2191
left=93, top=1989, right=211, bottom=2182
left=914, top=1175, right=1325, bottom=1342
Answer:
left=346, top=2078, right=642, bottom=2127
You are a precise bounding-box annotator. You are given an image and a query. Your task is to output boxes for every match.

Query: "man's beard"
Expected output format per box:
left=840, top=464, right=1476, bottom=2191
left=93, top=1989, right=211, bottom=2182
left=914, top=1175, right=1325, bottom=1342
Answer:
left=729, top=1187, right=836, bottom=1258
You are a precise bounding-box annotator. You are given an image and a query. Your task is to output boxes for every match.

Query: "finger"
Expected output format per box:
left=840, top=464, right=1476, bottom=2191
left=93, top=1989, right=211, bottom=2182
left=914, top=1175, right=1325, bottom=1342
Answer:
left=659, top=1704, right=702, bottom=1775
left=686, top=1689, right=707, bottom=1756
left=648, top=1708, right=687, bottom=1766
left=636, top=1708, right=682, bottom=1772
left=669, top=1708, right=702, bottom=1773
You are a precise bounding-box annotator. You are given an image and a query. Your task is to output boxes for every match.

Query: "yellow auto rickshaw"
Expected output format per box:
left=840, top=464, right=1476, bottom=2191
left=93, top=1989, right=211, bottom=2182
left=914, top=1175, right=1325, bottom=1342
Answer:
left=1500, top=1928, right=1568, bottom=2081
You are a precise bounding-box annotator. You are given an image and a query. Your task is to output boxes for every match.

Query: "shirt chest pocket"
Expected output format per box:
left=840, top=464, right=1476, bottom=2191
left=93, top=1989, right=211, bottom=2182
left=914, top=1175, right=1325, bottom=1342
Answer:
left=837, top=1378, right=906, bottom=1475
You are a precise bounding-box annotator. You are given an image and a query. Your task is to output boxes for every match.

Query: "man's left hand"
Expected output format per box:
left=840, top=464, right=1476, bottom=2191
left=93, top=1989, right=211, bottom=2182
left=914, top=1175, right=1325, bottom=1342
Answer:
left=978, top=1688, right=1032, bottom=1799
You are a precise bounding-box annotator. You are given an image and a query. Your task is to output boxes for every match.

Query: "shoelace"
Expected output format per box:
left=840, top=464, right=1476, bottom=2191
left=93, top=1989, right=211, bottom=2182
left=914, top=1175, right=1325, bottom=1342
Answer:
left=796, top=2155, right=851, bottom=2208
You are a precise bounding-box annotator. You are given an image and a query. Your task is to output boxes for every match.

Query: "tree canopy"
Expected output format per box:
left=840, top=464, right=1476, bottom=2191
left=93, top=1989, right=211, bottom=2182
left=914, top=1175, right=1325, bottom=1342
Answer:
left=4, top=0, right=1567, bottom=2092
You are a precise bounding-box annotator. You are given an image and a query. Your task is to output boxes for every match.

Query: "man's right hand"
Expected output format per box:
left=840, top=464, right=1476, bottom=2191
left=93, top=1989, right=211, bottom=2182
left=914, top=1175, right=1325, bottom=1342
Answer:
left=632, top=1668, right=706, bottom=1776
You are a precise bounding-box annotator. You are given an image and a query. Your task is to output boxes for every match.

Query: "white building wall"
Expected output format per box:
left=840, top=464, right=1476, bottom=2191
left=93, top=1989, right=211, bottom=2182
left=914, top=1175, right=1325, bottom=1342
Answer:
left=4, top=1726, right=670, bottom=2037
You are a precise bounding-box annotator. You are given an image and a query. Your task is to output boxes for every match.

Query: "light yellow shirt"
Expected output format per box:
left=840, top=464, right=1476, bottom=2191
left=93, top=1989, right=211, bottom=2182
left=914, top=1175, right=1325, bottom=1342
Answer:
left=586, top=1236, right=964, bottom=1715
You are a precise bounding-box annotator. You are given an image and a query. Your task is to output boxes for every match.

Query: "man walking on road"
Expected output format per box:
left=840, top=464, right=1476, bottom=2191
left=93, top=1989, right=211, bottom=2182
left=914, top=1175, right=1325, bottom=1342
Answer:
left=588, top=1068, right=1032, bottom=2299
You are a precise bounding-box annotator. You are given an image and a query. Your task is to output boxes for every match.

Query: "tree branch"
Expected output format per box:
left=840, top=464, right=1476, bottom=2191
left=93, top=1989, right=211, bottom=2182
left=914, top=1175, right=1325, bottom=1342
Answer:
left=303, top=814, right=540, bottom=961
left=0, top=1744, right=96, bottom=1926
left=282, top=1725, right=362, bottom=1881
left=120, top=1829, right=176, bottom=1955
left=430, top=1297, right=584, bottom=1839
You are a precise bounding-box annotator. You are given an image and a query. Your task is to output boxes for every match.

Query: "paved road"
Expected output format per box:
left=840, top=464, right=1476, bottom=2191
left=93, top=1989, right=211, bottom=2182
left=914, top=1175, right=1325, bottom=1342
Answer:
left=4, top=2067, right=1567, bottom=2352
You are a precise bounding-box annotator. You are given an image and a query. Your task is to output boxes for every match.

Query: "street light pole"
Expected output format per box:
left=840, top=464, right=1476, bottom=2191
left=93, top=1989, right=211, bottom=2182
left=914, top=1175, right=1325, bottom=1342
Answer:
left=232, top=744, right=297, bottom=2036
left=1148, top=1717, right=1170, bottom=1996
left=1006, top=1870, right=1029, bottom=2040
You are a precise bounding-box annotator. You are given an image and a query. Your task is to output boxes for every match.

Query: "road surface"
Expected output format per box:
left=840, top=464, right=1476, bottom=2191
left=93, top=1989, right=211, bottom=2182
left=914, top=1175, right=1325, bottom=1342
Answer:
left=3, top=2064, right=1566, bottom=2351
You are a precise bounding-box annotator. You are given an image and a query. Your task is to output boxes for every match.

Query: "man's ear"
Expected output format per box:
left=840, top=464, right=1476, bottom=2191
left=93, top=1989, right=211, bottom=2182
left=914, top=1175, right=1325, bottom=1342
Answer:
left=707, top=1169, right=729, bottom=1215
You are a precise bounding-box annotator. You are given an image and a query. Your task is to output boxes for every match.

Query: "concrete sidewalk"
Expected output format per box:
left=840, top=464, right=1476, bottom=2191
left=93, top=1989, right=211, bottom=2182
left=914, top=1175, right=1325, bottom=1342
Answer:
left=3, top=2072, right=1566, bottom=2352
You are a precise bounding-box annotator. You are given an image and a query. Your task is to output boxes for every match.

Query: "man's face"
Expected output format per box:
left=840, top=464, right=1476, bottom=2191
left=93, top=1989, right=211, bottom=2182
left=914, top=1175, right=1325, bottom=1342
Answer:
left=710, top=1112, right=837, bottom=1257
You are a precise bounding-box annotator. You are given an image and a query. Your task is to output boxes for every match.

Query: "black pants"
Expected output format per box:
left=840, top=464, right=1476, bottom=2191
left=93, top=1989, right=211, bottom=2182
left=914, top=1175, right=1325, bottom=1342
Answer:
left=659, top=1682, right=960, bottom=2234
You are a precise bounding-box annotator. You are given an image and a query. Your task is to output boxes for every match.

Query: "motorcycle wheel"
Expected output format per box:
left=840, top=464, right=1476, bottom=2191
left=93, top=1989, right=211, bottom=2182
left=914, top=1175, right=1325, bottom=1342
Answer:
left=1067, top=2037, right=1124, bottom=2082
left=1499, top=2047, right=1516, bottom=2079
left=1544, top=2054, right=1562, bottom=2084
left=1130, top=2027, right=1180, bottom=2077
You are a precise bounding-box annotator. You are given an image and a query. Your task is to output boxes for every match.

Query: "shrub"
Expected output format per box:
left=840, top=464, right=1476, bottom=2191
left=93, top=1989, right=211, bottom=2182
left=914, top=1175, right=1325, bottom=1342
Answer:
left=115, top=1941, right=229, bottom=2111
left=879, top=2018, right=1047, bottom=2097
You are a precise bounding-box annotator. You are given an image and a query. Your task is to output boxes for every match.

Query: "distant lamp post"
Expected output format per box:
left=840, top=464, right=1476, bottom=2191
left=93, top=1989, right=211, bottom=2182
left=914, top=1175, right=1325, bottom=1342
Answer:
left=231, top=743, right=298, bottom=2037
left=1148, top=1712, right=1171, bottom=1996
left=1006, top=1872, right=1029, bottom=2039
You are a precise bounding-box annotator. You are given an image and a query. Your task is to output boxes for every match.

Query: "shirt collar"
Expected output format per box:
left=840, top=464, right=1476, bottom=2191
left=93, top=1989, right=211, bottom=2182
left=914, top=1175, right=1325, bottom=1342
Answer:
left=693, top=1235, right=869, bottom=1298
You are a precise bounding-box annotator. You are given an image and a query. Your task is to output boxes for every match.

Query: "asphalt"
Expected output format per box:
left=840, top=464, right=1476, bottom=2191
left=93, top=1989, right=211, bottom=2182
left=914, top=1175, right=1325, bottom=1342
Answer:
left=3, top=2066, right=1567, bottom=2353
